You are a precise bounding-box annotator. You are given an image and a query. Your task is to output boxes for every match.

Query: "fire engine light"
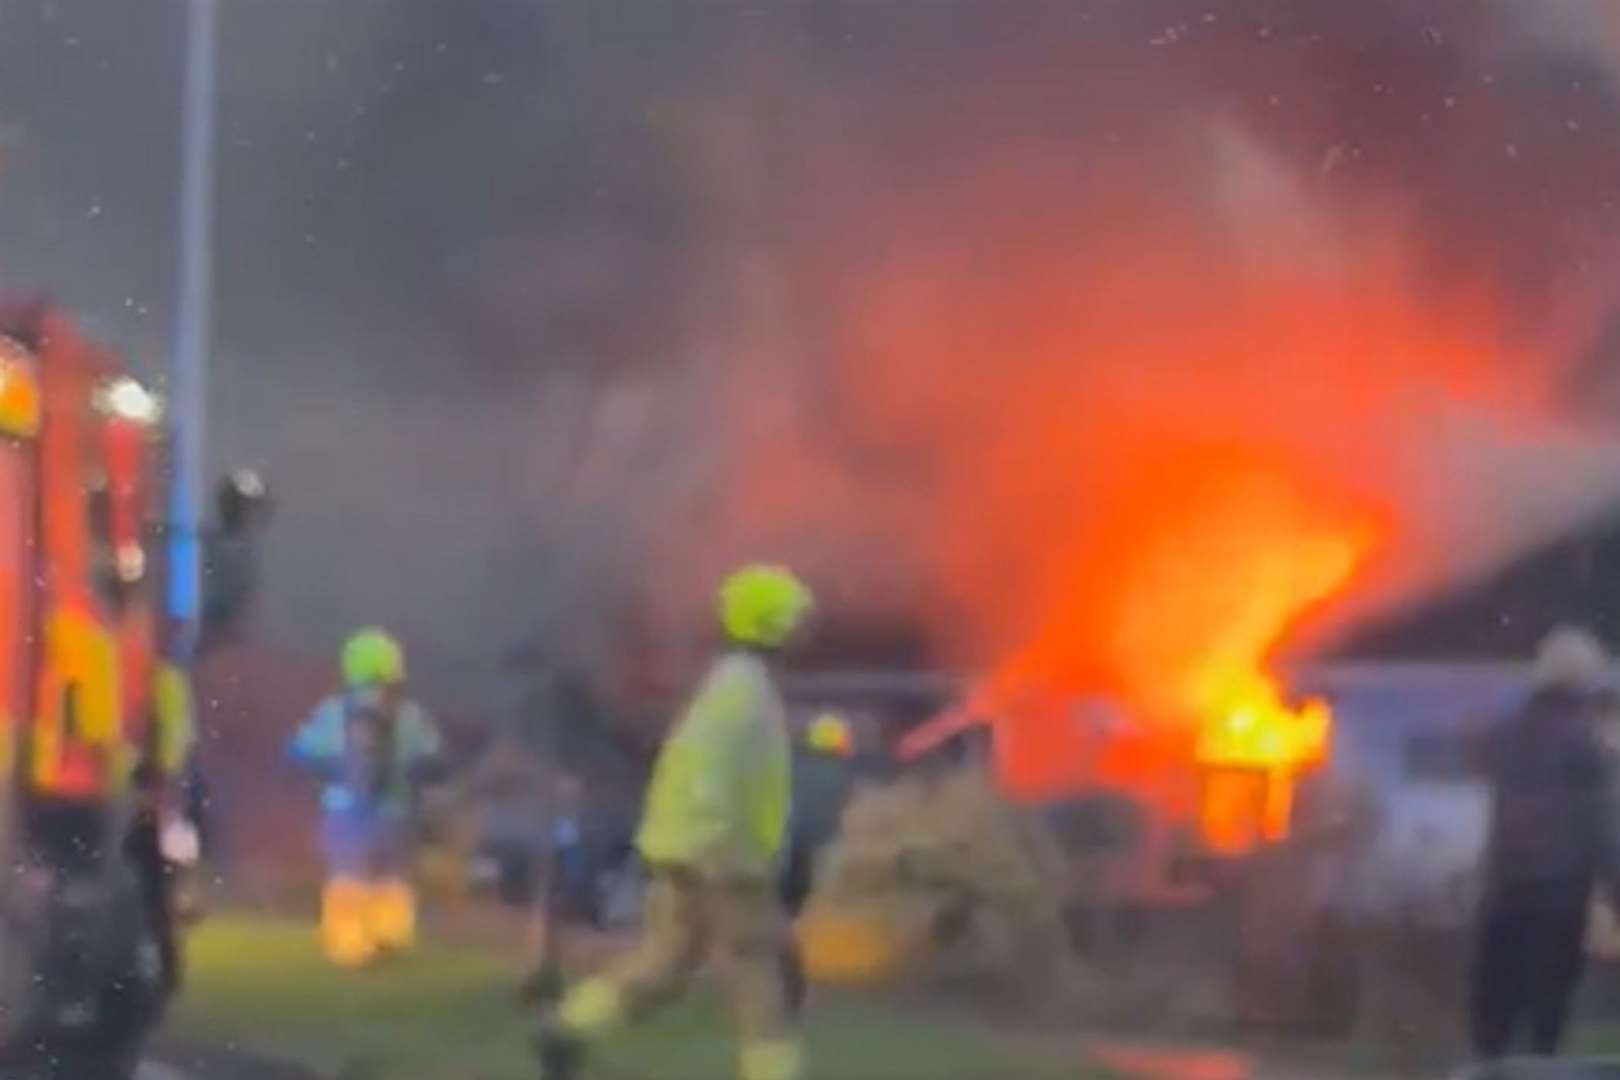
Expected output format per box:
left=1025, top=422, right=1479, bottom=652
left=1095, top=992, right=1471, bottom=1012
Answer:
left=97, top=376, right=162, bottom=425
left=0, top=338, right=40, bottom=438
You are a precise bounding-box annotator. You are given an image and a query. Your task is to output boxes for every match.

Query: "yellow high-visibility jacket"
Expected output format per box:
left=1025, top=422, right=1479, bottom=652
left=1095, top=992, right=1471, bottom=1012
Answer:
left=152, top=661, right=197, bottom=779
left=636, top=651, right=791, bottom=878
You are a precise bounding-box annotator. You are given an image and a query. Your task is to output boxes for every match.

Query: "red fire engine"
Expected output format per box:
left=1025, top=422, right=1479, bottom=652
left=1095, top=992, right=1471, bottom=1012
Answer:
left=0, top=301, right=262, bottom=1078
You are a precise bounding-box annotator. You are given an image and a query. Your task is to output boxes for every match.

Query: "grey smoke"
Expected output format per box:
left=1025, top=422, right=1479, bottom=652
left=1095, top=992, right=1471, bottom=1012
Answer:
left=2, top=1, right=1620, bottom=719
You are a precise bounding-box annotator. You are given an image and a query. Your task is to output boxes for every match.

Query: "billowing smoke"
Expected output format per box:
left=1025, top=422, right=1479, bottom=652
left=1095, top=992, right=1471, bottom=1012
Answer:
left=7, top=1, right=1620, bottom=732
left=623, top=1, right=1620, bottom=789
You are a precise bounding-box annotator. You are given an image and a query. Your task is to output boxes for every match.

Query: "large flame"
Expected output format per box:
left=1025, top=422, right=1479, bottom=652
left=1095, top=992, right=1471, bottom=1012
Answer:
left=977, top=445, right=1383, bottom=853
left=766, top=134, right=1555, bottom=846
left=695, top=112, right=1620, bottom=854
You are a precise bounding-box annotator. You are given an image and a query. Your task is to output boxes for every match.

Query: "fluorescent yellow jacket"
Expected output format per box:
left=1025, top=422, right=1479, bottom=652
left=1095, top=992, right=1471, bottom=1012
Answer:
left=636, top=651, right=791, bottom=878
left=152, top=662, right=197, bottom=779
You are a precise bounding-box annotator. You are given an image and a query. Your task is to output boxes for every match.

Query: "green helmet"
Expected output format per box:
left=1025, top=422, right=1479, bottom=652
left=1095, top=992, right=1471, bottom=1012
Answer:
left=342, top=627, right=405, bottom=688
left=718, top=564, right=813, bottom=648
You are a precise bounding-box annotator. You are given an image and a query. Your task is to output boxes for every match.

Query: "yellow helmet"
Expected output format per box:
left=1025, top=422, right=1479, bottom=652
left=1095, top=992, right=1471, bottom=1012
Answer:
left=342, top=627, right=405, bottom=688
left=718, top=564, right=813, bottom=648
left=806, top=712, right=854, bottom=757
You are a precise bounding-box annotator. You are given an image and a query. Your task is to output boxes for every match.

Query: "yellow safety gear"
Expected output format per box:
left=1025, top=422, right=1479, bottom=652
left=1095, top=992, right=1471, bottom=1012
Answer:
left=33, top=606, right=121, bottom=793
left=740, top=1039, right=806, bottom=1080
left=637, top=653, right=792, bottom=877
left=321, top=879, right=379, bottom=968
left=718, top=565, right=812, bottom=648
left=368, top=879, right=417, bottom=953
left=152, top=661, right=196, bottom=778
left=552, top=870, right=803, bottom=1078
left=341, top=627, right=405, bottom=689
left=319, top=877, right=416, bottom=967
left=558, top=978, right=624, bottom=1034
left=805, top=712, right=854, bottom=757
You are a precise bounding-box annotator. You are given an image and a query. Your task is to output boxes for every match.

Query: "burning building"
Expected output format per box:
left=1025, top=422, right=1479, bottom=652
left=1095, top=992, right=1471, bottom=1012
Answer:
left=653, top=4, right=1620, bottom=868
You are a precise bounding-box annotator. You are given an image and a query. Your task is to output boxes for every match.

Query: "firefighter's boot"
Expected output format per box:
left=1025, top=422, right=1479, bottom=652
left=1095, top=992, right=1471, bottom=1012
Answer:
left=535, top=1029, right=586, bottom=1080
left=321, top=879, right=377, bottom=968
left=369, top=878, right=416, bottom=953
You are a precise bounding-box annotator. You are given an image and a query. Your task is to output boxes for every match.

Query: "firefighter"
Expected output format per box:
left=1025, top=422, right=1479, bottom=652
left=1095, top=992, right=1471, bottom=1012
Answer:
left=122, top=657, right=202, bottom=1002
left=780, top=712, right=857, bottom=1011
left=1469, top=626, right=1620, bottom=1059
left=291, top=628, right=443, bottom=968
left=537, top=565, right=813, bottom=1080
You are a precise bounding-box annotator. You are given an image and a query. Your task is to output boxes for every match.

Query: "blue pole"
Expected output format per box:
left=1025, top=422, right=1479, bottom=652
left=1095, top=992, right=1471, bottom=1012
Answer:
left=167, top=0, right=217, bottom=658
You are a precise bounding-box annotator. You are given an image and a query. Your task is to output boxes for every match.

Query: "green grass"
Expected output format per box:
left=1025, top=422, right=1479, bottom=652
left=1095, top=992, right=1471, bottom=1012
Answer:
left=170, top=913, right=1106, bottom=1080
left=1571, top=1025, right=1620, bottom=1058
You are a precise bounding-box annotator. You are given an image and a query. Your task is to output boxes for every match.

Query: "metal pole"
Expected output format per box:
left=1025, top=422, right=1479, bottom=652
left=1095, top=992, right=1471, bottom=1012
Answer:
left=167, top=0, right=218, bottom=657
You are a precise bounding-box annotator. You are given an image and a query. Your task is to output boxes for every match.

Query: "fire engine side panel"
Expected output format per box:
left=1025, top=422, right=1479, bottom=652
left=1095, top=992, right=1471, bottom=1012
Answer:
left=36, top=316, right=91, bottom=615
left=0, top=438, right=32, bottom=776
left=31, top=315, right=122, bottom=798
left=103, top=405, right=156, bottom=757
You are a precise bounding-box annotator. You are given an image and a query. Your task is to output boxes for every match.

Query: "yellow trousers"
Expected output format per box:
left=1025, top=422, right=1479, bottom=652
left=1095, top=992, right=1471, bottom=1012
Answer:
left=555, top=865, right=803, bottom=1080
left=321, top=877, right=416, bottom=968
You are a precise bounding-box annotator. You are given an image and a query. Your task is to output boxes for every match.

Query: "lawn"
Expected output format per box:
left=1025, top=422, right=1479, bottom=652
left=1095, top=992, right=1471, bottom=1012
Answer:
left=169, top=913, right=1107, bottom=1080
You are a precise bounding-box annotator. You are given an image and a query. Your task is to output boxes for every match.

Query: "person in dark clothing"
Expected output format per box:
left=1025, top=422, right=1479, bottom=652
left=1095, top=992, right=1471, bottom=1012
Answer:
left=1469, top=626, right=1620, bottom=1059
left=780, top=713, right=859, bottom=1012
left=547, top=774, right=598, bottom=925
left=124, top=763, right=183, bottom=1000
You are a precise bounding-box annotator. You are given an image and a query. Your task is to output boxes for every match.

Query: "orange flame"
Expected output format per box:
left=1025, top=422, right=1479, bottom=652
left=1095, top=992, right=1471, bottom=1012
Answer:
left=979, top=446, right=1383, bottom=829
left=699, top=122, right=1599, bottom=854
left=1176, top=504, right=1371, bottom=852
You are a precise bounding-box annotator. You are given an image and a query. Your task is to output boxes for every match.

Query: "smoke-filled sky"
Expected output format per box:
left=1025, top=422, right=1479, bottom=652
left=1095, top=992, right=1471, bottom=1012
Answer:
left=3, top=0, right=1620, bottom=719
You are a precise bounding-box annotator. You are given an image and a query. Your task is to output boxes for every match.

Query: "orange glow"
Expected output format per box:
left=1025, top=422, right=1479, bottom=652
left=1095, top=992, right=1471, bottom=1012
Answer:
left=0, top=335, right=39, bottom=438
left=895, top=455, right=1373, bottom=852
left=776, top=154, right=1522, bottom=842
left=978, top=448, right=1381, bottom=852
left=702, top=124, right=1601, bottom=855
left=1196, top=693, right=1332, bottom=854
